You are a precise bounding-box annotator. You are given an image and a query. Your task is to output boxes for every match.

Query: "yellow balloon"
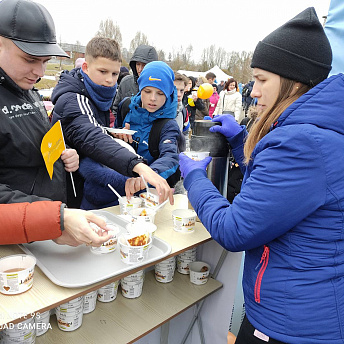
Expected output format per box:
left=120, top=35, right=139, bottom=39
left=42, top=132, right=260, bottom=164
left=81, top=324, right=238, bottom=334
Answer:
left=197, top=83, right=213, bottom=99
left=188, top=96, right=195, bottom=107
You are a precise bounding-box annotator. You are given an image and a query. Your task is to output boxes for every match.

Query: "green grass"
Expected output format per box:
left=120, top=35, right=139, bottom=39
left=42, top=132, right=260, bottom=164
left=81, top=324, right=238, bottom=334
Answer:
left=35, top=78, right=56, bottom=90
left=37, top=62, right=74, bottom=90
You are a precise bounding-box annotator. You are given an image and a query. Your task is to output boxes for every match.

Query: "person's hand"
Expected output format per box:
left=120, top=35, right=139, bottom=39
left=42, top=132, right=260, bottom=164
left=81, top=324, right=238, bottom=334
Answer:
left=179, top=153, right=212, bottom=179
left=209, top=114, right=242, bottom=138
left=133, top=163, right=174, bottom=205
left=111, top=123, right=133, bottom=143
left=125, top=177, right=144, bottom=199
left=61, top=149, right=79, bottom=172
left=55, top=209, right=113, bottom=247
left=192, top=93, right=198, bottom=102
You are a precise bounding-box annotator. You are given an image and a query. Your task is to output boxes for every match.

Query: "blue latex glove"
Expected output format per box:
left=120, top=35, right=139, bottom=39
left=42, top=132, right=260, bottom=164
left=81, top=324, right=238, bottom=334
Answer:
left=209, top=114, right=242, bottom=138
left=179, top=153, right=212, bottom=179
left=203, top=116, right=212, bottom=120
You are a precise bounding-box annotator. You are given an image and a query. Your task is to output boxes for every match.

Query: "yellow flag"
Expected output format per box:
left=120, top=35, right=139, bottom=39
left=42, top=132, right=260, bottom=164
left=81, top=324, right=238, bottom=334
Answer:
left=41, top=120, right=65, bottom=179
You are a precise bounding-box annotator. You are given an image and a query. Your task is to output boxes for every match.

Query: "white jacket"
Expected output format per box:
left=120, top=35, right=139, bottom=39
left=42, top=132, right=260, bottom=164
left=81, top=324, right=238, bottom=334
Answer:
left=214, top=89, right=242, bottom=121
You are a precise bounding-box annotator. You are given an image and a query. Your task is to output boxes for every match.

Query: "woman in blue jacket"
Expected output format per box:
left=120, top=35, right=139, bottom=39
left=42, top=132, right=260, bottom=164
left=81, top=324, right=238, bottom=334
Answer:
left=179, top=8, right=344, bottom=344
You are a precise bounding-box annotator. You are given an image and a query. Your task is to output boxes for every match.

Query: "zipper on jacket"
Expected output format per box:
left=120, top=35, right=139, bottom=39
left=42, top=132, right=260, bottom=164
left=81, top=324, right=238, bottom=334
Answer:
left=254, top=245, right=270, bottom=303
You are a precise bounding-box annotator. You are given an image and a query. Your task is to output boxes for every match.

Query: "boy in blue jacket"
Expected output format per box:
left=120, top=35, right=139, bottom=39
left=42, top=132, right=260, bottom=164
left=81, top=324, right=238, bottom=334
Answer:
left=51, top=37, right=173, bottom=204
left=123, top=61, right=180, bottom=182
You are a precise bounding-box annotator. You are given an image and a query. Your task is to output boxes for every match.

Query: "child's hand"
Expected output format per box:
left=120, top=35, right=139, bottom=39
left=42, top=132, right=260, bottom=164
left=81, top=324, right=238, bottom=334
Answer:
left=61, top=149, right=79, bottom=172
left=125, top=177, right=144, bottom=198
left=111, top=123, right=133, bottom=143
left=111, top=132, right=133, bottom=143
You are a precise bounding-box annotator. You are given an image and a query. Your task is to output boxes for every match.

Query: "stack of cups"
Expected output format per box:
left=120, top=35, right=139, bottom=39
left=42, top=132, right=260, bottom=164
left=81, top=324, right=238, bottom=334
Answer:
left=155, top=256, right=176, bottom=283
left=55, top=296, right=84, bottom=332
left=121, top=270, right=145, bottom=299
left=83, top=290, right=98, bottom=314
left=177, top=248, right=197, bottom=274
left=0, top=317, right=36, bottom=344
left=97, top=281, right=119, bottom=303
left=35, top=310, right=51, bottom=337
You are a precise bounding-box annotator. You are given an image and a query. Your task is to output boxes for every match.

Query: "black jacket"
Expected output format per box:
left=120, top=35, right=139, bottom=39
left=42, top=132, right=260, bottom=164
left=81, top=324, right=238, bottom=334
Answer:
left=112, top=45, right=158, bottom=117
left=0, top=67, right=67, bottom=204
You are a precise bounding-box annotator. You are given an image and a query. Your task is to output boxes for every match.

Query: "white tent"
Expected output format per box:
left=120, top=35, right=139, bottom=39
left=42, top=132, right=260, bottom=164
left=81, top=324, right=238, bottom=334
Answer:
left=207, top=65, right=232, bottom=83
left=177, top=65, right=232, bottom=84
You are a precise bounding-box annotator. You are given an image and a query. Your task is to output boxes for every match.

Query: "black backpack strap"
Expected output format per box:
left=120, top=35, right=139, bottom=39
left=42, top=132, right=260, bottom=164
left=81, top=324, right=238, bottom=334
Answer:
left=148, top=118, right=172, bottom=159
left=116, top=97, right=131, bottom=128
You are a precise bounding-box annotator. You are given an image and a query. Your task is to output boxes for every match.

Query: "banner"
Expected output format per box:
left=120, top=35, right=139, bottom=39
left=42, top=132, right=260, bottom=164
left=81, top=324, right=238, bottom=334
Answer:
left=41, top=120, right=65, bottom=179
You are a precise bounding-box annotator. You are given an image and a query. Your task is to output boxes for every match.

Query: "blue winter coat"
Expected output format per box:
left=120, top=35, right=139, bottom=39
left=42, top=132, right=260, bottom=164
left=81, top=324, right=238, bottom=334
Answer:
left=124, top=89, right=180, bottom=180
left=184, top=74, right=344, bottom=343
left=51, top=68, right=144, bottom=177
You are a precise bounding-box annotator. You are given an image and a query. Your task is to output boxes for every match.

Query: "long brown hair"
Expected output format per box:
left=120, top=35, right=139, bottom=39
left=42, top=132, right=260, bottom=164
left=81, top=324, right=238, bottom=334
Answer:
left=243, top=77, right=310, bottom=164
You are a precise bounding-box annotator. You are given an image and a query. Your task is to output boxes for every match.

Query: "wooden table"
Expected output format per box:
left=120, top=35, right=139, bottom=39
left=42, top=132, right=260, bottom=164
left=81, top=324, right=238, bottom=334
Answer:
left=0, top=195, right=223, bottom=343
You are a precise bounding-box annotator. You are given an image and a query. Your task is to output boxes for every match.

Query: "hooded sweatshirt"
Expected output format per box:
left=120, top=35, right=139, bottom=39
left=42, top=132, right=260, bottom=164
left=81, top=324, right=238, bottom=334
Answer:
left=112, top=45, right=158, bottom=116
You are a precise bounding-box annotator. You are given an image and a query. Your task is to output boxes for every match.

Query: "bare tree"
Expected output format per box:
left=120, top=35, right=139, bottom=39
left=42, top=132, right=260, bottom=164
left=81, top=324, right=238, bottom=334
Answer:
left=157, top=49, right=166, bottom=62
left=129, top=32, right=149, bottom=55
left=96, top=18, right=122, bottom=47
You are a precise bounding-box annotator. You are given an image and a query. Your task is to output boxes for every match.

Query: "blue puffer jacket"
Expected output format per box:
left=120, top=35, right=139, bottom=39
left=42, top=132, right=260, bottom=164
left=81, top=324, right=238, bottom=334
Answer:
left=51, top=68, right=144, bottom=177
left=184, top=74, right=344, bottom=343
left=124, top=89, right=180, bottom=180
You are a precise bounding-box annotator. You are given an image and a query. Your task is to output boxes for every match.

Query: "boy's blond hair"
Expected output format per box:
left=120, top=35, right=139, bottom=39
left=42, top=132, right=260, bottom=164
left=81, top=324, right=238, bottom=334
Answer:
left=174, top=72, right=188, bottom=87
left=85, top=37, right=122, bottom=62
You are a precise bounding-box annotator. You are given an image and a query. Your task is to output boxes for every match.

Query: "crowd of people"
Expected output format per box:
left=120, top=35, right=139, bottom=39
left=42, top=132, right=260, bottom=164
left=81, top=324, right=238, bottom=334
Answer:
left=1, top=0, right=343, bottom=343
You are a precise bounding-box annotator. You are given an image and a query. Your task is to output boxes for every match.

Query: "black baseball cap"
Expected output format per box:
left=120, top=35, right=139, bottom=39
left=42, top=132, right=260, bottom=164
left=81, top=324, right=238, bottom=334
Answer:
left=0, top=0, right=69, bottom=58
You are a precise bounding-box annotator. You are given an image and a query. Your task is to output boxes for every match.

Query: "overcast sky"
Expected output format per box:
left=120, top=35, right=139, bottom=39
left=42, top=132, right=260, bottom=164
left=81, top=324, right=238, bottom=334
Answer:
left=36, top=0, right=331, bottom=62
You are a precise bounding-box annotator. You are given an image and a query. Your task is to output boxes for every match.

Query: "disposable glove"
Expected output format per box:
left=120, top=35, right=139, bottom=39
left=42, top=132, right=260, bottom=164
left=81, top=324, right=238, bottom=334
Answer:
left=179, top=153, right=212, bottom=179
left=210, top=114, right=242, bottom=138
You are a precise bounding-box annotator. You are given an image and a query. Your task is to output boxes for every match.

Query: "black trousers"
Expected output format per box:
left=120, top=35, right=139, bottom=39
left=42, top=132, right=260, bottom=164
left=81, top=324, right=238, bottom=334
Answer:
left=235, top=316, right=288, bottom=344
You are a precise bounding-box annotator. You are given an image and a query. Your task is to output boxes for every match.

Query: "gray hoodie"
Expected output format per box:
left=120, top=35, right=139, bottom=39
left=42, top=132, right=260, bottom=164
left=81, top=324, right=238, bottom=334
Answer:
left=112, top=45, right=158, bottom=117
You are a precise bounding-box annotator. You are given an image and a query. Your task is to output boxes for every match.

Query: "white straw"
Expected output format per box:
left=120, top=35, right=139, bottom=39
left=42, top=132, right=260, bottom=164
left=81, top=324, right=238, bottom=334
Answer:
left=154, top=199, right=169, bottom=211
left=140, top=175, right=149, bottom=193
left=107, top=184, right=124, bottom=201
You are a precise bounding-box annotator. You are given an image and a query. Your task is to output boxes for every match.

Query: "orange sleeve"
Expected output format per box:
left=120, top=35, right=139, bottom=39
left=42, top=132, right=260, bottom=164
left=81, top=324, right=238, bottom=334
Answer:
left=0, top=202, right=62, bottom=245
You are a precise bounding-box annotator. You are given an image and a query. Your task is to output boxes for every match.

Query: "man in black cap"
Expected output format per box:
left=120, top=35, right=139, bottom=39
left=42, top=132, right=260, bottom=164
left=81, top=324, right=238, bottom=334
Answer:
left=0, top=0, right=125, bottom=248
left=0, top=0, right=80, bottom=206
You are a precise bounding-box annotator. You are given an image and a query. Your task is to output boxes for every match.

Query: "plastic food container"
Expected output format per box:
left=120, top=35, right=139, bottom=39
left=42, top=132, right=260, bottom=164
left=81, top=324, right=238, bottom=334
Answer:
left=121, top=270, right=145, bottom=283
left=0, top=254, right=36, bottom=295
left=1, top=316, right=36, bottom=343
left=83, top=290, right=97, bottom=314
left=35, top=310, right=51, bottom=337
left=189, top=261, right=210, bottom=285
left=120, top=279, right=144, bottom=299
left=119, top=196, right=142, bottom=215
left=126, top=222, right=157, bottom=237
left=118, top=235, right=152, bottom=264
left=90, top=224, right=120, bottom=254
left=172, top=209, right=197, bottom=233
left=154, top=265, right=175, bottom=283
left=183, top=151, right=210, bottom=161
left=97, top=281, right=119, bottom=303
left=142, top=189, right=159, bottom=208
left=56, top=296, right=84, bottom=332
left=129, top=207, right=156, bottom=223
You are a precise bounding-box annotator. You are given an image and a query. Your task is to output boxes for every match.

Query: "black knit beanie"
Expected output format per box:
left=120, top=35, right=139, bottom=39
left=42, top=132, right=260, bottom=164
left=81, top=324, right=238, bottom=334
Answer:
left=251, top=7, right=332, bottom=86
